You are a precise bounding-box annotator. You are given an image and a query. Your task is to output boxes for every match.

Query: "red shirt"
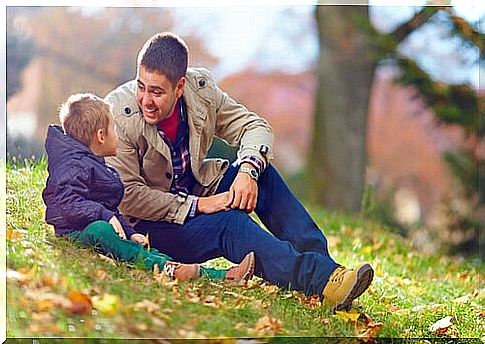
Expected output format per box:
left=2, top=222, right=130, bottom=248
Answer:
left=157, top=100, right=179, bottom=143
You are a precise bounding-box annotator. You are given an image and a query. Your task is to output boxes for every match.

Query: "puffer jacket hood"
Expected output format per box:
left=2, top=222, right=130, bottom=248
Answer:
left=45, top=125, right=104, bottom=168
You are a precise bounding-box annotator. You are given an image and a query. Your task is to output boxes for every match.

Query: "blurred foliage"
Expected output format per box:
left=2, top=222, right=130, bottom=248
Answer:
left=6, top=31, right=36, bottom=100
left=354, top=6, right=483, bottom=258
left=6, top=7, right=219, bottom=158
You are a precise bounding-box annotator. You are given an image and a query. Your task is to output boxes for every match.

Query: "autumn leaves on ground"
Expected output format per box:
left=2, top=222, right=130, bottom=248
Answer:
left=5, top=160, right=484, bottom=340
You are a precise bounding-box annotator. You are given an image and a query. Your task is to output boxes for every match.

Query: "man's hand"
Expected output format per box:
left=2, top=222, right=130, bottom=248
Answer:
left=197, top=191, right=232, bottom=214
left=229, top=163, right=258, bottom=213
left=130, top=233, right=147, bottom=246
left=109, top=215, right=126, bottom=240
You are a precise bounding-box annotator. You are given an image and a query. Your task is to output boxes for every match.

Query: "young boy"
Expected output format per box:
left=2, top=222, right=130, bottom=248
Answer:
left=42, top=93, right=254, bottom=284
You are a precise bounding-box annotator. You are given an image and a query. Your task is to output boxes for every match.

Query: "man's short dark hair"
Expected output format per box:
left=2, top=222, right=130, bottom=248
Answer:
left=137, top=32, right=188, bottom=88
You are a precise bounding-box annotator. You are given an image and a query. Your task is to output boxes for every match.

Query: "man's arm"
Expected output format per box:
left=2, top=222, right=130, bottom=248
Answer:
left=107, top=132, right=196, bottom=225
left=209, top=73, right=274, bottom=213
left=213, top=83, right=274, bottom=169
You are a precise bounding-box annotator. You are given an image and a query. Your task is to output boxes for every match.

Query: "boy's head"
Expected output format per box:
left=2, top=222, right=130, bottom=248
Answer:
left=135, top=32, right=188, bottom=126
left=59, top=93, right=118, bottom=157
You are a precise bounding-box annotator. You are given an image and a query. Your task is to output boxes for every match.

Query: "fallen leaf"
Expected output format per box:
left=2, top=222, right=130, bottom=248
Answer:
left=412, top=304, right=445, bottom=312
left=25, top=290, right=70, bottom=310
left=98, top=254, right=116, bottom=266
left=92, top=293, right=120, bottom=316
left=6, top=269, right=28, bottom=285
left=340, top=225, right=353, bottom=236
left=203, top=295, right=220, bottom=308
left=67, top=290, right=93, bottom=315
left=335, top=308, right=361, bottom=323
left=135, top=323, right=148, bottom=332
left=430, top=316, right=453, bottom=334
left=31, top=311, right=55, bottom=322
left=177, top=329, right=205, bottom=338
left=452, top=295, right=469, bottom=304
left=261, top=283, right=279, bottom=296
left=251, top=315, right=283, bottom=336
left=94, top=268, right=109, bottom=281
left=6, top=227, right=23, bottom=241
left=385, top=304, right=402, bottom=313
left=134, top=299, right=160, bottom=313
left=358, top=321, right=384, bottom=338
left=234, top=322, right=246, bottom=330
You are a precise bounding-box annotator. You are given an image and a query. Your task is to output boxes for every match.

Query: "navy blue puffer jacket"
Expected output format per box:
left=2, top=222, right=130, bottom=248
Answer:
left=42, top=125, right=136, bottom=237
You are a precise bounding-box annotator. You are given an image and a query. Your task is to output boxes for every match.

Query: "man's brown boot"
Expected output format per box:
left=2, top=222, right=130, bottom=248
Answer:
left=322, top=263, right=374, bottom=312
left=224, top=252, right=255, bottom=286
left=163, top=262, right=200, bottom=282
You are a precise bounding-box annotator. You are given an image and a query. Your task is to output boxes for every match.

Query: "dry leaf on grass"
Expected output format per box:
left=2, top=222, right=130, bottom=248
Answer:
left=134, top=299, right=160, bottom=313
left=250, top=315, right=283, bottom=336
left=430, top=316, right=452, bottom=334
left=357, top=321, right=384, bottom=339
left=97, top=254, right=117, bottom=266
left=335, top=309, right=361, bottom=323
left=92, top=293, right=120, bottom=316
left=6, top=227, right=25, bottom=241
left=260, top=283, right=279, bottom=296
left=67, top=290, right=93, bottom=315
left=203, top=295, right=221, bottom=308
left=7, top=269, right=29, bottom=285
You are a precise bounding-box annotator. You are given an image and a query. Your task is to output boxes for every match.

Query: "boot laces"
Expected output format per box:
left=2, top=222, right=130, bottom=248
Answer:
left=330, top=266, right=348, bottom=284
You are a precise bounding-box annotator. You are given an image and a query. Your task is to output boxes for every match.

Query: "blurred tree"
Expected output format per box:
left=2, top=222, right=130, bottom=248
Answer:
left=309, top=6, right=375, bottom=212
left=6, top=31, right=35, bottom=100
left=13, top=7, right=218, bottom=142
left=311, top=5, right=483, bottom=257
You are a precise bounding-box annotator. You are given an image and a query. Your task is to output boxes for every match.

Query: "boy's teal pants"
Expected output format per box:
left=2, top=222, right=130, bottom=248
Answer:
left=65, top=220, right=226, bottom=280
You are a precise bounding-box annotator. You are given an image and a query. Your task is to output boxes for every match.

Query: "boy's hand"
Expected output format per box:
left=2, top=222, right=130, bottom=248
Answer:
left=109, top=216, right=126, bottom=240
left=197, top=191, right=232, bottom=214
left=130, top=233, right=147, bottom=246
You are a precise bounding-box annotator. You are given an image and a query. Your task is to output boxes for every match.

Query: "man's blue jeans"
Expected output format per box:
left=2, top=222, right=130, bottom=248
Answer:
left=135, top=163, right=339, bottom=296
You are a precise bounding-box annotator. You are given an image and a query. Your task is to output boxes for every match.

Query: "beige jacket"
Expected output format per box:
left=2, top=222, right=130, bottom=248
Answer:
left=105, top=68, right=274, bottom=225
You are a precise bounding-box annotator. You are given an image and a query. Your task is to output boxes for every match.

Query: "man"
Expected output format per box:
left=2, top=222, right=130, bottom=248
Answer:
left=105, top=32, right=373, bottom=311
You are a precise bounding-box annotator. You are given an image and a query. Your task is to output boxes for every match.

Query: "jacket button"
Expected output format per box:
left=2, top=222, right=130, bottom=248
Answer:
left=165, top=172, right=172, bottom=179
left=129, top=217, right=137, bottom=224
left=198, top=79, right=206, bottom=87
left=124, top=107, right=131, bottom=115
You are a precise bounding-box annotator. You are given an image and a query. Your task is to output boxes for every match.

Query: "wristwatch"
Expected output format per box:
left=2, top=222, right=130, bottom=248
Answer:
left=239, top=166, right=259, bottom=182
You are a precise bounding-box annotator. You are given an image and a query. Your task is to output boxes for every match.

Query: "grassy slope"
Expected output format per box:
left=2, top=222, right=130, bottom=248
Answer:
left=5, top=159, right=484, bottom=340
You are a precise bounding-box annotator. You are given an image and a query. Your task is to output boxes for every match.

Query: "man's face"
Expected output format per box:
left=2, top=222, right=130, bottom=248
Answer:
left=136, top=65, right=185, bottom=126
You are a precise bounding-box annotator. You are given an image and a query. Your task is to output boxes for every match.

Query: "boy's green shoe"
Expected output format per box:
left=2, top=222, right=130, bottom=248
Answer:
left=322, top=263, right=374, bottom=312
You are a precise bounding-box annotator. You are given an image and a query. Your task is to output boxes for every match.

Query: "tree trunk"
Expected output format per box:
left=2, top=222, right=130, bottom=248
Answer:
left=309, top=6, right=376, bottom=213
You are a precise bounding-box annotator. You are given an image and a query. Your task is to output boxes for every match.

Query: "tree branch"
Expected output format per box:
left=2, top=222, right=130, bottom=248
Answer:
left=391, top=7, right=443, bottom=43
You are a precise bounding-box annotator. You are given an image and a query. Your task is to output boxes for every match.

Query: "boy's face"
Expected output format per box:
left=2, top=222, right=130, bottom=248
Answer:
left=100, top=116, right=119, bottom=157
left=136, top=65, right=185, bottom=126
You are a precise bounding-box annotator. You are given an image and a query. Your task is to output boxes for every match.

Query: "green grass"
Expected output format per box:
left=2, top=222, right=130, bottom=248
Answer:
left=5, top=158, right=484, bottom=340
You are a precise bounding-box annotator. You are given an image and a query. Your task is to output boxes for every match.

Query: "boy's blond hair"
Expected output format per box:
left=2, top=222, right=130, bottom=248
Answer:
left=59, top=93, right=111, bottom=147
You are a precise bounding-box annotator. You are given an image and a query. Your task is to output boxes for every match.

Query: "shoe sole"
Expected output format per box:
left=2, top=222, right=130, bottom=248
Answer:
left=237, top=251, right=255, bottom=286
left=333, top=263, right=374, bottom=312
left=227, top=251, right=255, bottom=286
